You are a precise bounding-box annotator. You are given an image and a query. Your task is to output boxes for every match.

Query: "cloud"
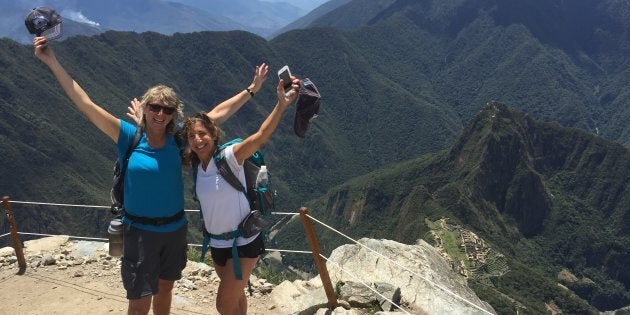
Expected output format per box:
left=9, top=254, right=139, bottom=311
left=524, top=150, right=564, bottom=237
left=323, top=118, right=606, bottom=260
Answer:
left=61, top=10, right=100, bottom=27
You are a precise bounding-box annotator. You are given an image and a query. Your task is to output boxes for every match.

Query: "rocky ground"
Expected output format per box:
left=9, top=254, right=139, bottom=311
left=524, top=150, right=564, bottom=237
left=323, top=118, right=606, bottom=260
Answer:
left=0, top=236, right=278, bottom=315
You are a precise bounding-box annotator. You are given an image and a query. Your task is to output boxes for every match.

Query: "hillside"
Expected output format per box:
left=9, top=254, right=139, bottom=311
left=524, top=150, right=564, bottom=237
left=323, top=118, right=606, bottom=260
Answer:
left=273, top=102, right=629, bottom=313
left=0, top=0, right=330, bottom=43
left=0, top=28, right=459, bottom=241
left=1, top=1, right=630, bottom=313
left=287, top=0, right=630, bottom=146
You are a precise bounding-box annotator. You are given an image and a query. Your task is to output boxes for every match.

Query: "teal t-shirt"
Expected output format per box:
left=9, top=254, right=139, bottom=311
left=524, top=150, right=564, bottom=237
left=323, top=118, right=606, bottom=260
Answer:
left=117, top=120, right=186, bottom=232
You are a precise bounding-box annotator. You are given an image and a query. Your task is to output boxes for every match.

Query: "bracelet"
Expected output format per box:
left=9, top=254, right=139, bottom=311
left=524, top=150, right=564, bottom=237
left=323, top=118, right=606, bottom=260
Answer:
left=246, top=88, right=255, bottom=97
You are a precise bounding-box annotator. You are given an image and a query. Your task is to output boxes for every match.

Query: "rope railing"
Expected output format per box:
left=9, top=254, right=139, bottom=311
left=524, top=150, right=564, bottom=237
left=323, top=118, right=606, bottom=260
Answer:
left=1, top=231, right=313, bottom=256
left=3, top=198, right=494, bottom=314
left=320, top=253, right=411, bottom=314
left=304, top=213, right=495, bottom=315
left=6, top=200, right=304, bottom=216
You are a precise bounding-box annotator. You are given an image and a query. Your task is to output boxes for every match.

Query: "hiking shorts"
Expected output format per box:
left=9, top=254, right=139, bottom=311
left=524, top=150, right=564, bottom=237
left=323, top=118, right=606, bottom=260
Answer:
left=211, top=233, right=265, bottom=266
left=121, top=223, right=188, bottom=299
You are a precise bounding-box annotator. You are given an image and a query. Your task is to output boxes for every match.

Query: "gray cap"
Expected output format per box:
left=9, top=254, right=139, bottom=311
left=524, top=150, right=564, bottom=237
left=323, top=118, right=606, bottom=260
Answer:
left=294, top=78, right=321, bottom=138
left=25, top=7, right=63, bottom=40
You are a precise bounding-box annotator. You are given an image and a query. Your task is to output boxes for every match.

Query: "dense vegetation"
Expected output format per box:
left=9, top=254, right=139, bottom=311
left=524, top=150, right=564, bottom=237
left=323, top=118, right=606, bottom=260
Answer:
left=1, top=0, right=629, bottom=313
left=274, top=103, right=629, bottom=313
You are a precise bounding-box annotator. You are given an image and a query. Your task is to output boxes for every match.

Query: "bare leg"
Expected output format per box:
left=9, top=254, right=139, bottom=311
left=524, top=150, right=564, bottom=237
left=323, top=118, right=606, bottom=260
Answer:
left=214, top=257, right=259, bottom=315
left=128, top=296, right=152, bottom=315
left=152, top=279, right=175, bottom=315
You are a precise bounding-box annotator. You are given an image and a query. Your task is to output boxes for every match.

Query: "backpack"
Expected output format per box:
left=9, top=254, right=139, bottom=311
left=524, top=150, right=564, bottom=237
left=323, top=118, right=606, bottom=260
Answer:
left=110, top=127, right=143, bottom=215
left=195, top=138, right=274, bottom=281
left=214, top=138, right=274, bottom=215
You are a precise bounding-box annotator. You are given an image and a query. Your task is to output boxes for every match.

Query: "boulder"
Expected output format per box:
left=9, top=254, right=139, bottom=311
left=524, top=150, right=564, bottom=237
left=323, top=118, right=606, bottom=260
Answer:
left=326, top=238, right=496, bottom=314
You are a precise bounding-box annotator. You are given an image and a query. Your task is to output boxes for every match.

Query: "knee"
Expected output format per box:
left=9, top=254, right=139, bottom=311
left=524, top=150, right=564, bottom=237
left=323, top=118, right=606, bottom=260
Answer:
left=128, top=298, right=151, bottom=315
left=158, top=279, right=175, bottom=294
left=216, top=299, right=233, bottom=315
left=216, top=293, right=242, bottom=314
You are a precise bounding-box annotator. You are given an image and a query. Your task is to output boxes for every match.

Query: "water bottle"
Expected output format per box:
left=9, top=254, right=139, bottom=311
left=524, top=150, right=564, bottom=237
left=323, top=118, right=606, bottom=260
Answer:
left=256, top=165, right=269, bottom=188
left=107, top=218, right=123, bottom=257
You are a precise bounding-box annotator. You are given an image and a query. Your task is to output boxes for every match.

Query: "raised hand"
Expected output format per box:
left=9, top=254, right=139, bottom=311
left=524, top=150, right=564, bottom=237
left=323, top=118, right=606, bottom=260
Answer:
left=126, top=98, right=143, bottom=126
left=33, top=36, right=56, bottom=65
left=277, top=76, right=300, bottom=108
left=248, top=63, right=269, bottom=94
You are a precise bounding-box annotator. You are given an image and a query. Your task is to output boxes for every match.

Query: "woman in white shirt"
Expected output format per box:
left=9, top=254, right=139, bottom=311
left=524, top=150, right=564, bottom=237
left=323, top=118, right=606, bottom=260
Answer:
left=183, top=76, right=299, bottom=315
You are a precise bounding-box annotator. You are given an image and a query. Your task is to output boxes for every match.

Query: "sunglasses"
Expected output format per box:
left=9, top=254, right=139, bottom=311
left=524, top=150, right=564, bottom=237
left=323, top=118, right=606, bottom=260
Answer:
left=147, top=103, right=176, bottom=115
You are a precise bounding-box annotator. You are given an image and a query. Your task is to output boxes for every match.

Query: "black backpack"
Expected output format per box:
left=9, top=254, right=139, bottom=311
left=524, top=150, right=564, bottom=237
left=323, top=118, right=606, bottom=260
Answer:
left=195, top=138, right=275, bottom=260
left=213, top=138, right=274, bottom=215
left=110, top=127, right=143, bottom=215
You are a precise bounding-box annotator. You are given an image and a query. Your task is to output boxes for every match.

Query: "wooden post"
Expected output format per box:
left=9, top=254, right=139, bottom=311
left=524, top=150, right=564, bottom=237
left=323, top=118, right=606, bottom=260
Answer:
left=299, top=207, right=337, bottom=309
left=2, top=196, right=26, bottom=272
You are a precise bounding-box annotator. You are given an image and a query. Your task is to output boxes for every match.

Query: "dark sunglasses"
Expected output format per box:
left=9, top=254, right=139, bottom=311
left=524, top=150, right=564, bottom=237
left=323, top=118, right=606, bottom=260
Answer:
left=147, top=103, right=176, bottom=115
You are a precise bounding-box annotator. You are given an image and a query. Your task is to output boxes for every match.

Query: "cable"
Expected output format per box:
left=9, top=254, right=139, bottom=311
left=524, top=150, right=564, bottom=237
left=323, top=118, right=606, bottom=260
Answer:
left=9, top=200, right=300, bottom=216
left=266, top=248, right=311, bottom=254
left=9, top=200, right=109, bottom=209
left=5, top=199, right=491, bottom=314
left=18, top=232, right=108, bottom=242
left=321, top=254, right=411, bottom=314
left=305, top=213, right=494, bottom=315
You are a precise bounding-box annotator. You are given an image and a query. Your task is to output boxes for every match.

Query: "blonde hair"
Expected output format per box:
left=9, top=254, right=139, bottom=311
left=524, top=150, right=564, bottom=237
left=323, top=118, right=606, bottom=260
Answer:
left=181, top=112, right=223, bottom=166
left=139, top=84, right=184, bottom=134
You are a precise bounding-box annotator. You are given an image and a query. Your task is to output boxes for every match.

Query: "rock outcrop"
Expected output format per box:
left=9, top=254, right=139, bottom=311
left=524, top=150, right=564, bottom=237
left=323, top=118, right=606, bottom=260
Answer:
left=271, top=238, right=496, bottom=314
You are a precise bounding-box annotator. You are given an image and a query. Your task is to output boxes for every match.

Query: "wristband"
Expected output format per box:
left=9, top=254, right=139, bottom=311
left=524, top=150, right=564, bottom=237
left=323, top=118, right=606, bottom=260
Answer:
left=246, top=88, right=255, bottom=97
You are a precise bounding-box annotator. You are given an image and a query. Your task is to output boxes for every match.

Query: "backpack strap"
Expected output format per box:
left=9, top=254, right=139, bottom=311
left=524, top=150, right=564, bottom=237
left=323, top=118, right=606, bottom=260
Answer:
left=125, top=127, right=143, bottom=168
left=196, top=148, right=250, bottom=282
left=112, top=127, right=142, bottom=215
left=214, top=148, right=253, bottom=209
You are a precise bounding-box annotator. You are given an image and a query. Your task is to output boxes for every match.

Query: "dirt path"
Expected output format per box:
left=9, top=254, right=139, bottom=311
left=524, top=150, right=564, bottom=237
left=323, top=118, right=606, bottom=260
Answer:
left=0, top=237, right=278, bottom=315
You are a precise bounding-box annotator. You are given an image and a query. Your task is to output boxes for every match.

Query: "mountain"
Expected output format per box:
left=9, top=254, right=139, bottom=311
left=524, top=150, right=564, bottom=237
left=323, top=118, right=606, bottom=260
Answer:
left=167, top=0, right=306, bottom=37
left=271, top=0, right=351, bottom=37
left=284, top=0, right=630, bottom=147
left=274, top=102, right=629, bottom=313
left=0, top=0, right=334, bottom=42
left=261, top=0, right=331, bottom=13
left=1, top=0, right=630, bottom=312
left=0, top=28, right=458, bottom=242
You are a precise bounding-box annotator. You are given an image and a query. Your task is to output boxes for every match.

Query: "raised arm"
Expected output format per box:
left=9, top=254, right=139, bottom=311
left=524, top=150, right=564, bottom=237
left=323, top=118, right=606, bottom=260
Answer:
left=206, top=63, right=269, bottom=125
left=34, top=36, right=120, bottom=142
left=233, top=77, right=300, bottom=163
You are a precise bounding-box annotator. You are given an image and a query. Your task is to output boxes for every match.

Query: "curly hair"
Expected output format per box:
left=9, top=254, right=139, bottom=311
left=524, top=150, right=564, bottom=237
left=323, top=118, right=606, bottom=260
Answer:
left=181, top=112, right=223, bottom=166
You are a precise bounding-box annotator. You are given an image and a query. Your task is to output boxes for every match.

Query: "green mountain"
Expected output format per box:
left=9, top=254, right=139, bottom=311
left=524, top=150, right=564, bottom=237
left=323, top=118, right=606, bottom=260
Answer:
left=274, top=102, right=629, bottom=313
left=288, top=0, right=630, bottom=146
left=0, top=0, right=629, bottom=312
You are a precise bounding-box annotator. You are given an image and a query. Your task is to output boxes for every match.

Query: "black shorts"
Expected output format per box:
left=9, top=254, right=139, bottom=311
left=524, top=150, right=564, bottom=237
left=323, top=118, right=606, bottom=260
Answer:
left=211, top=233, right=265, bottom=266
left=121, top=224, right=188, bottom=299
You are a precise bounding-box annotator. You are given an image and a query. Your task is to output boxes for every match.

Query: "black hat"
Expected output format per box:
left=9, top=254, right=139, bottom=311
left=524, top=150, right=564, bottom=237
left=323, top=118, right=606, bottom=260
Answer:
left=25, top=7, right=63, bottom=40
left=294, top=78, right=321, bottom=138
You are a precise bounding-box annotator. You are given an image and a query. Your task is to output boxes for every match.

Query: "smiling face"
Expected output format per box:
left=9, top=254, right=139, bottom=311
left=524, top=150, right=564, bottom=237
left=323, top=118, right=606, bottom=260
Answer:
left=144, top=101, right=176, bottom=132
left=140, top=85, right=183, bottom=134
left=183, top=113, right=222, bottom=165
left=187, top=121, right=215, bottom=159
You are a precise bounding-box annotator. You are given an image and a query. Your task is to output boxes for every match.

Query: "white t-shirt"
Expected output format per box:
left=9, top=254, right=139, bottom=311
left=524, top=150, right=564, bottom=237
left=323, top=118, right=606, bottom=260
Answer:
left=196, top=144, right=259, bottom=248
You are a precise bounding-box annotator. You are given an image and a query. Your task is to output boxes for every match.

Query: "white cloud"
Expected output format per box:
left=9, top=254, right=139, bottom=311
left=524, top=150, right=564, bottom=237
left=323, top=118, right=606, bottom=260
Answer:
left=61, top=10, right=100, bottom=27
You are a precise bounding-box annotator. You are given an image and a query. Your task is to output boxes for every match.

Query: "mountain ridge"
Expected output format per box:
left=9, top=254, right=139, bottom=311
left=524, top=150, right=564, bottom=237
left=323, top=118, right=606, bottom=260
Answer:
left=1, top=1, right=629, bottom=312
left=273, top=102, right=629, bottom=312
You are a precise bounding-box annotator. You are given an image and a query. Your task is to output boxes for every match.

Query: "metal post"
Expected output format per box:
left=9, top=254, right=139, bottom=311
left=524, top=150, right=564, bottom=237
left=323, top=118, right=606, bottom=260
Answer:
left=2, top=196, right=26, bottom=272
left=299, top=207, right=337, bottom=309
